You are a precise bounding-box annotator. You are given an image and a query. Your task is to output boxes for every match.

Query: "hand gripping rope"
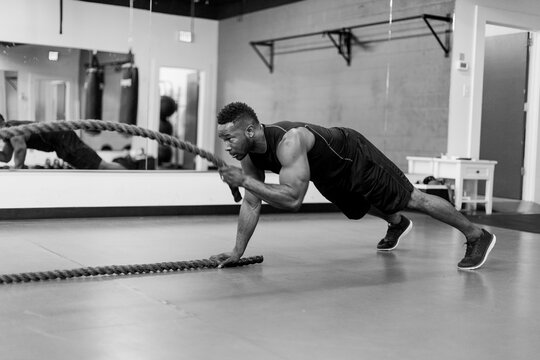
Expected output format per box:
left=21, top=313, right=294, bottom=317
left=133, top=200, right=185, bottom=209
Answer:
left=0, top=256, right=264, bottom=284
left=0, top=120, right=262, bottom=284
left=0, top=119, right=242, bottom=202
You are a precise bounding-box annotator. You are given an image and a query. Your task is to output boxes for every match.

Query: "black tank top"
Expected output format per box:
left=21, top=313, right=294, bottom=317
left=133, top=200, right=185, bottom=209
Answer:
left=249, top=121, right=355, bottom=187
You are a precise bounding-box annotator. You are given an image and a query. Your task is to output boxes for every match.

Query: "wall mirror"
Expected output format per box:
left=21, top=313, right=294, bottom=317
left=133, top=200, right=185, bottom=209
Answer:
left=0, top=41, right=147, bottom=170
left=0, top=1, right=211, bottom=172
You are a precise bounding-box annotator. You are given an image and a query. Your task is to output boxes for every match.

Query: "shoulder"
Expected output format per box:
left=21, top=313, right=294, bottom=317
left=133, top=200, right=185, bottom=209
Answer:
left=276, top=128, right=313, bottom=162
left=281, top=127, right=314, bottom=149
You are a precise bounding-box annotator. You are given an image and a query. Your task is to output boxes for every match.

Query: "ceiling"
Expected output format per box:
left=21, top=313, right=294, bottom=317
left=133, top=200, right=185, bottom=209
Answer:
left=76, top=0, right=305, bottom=20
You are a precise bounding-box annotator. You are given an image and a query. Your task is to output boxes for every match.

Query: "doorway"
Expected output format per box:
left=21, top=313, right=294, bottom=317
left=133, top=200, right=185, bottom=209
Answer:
left=158, top=67, right=200, bottom=170
left=480, top=25, right=530, bottom=199
left=35, top=79, right=69, bottom=121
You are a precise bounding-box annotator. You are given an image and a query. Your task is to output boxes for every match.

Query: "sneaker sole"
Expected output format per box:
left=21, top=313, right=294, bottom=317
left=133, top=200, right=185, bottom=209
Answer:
left=457, top=234, right=497, bottom=270
left=377, top=220, right=413, bottom=252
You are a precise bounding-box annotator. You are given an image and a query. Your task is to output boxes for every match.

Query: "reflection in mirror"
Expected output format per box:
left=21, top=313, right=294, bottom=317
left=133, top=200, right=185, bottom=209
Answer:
left=158, top=67, right=199, bottom=170
left=0, top=42, right=137, bottom=170
left=78, top=50, right=140, bottom=168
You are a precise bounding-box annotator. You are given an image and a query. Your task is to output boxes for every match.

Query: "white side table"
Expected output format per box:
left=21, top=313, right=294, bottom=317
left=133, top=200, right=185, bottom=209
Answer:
left=407, top=157, right=497, bottom=214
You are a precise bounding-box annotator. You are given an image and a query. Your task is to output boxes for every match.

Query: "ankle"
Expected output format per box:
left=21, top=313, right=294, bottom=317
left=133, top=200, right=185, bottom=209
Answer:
left=466, top=228, right=484, bottom=241
left=388, top=214, right=402, bottom=226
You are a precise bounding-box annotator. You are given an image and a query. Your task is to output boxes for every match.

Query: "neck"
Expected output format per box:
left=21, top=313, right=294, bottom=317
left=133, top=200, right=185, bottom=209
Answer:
left=250, top=124, right=267, bottom=154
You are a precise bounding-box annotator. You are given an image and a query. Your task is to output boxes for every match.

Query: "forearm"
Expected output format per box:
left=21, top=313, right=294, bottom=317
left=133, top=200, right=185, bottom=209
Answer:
left=242, top=176, right=302, bottom=211
left=13, top=148, right=27, bottom=168
left=233, top=198, right=262, bottom=256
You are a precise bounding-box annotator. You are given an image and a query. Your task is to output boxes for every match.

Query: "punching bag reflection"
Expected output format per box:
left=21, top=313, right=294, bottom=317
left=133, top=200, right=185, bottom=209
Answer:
left=83, top=55, right=103, bottom=120
left=119, top=61, right=138, bottom=125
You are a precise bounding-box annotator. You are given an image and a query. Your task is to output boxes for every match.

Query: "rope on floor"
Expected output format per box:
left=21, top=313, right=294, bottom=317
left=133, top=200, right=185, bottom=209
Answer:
left=0, top=255, right=264, bottom=284
left=0, top=119, right=242, bottom=202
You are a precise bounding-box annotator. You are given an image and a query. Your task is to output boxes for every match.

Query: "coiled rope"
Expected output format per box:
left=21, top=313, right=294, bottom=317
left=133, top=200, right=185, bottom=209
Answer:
left=0, top=255, right=264, bottom=284
left=0, top=119, right=242, bottom=202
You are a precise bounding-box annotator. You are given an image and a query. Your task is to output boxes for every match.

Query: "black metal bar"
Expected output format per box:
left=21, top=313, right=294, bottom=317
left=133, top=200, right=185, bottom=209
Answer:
left=250, top=41, right=274, bottom=73
left=255, top=15, right=426, bottom=44
left=326, top=30, right=351, bottom=66
left=326, top=32, right=341, bottom=53
left=423, top=14, right=453, bottom=22
left=422, top=15, right=451, bottom=56
left=344, top=30, right=352, bottom=66
left=250, top=13, right=453, bottom=72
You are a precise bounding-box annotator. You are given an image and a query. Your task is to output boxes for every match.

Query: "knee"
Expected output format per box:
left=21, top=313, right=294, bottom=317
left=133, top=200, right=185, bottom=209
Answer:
left=407, top=188, right=429, bottom=210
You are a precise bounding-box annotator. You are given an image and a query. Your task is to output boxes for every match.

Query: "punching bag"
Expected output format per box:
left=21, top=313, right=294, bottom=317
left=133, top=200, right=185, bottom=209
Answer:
left=83, top=54, right=103, bottom=120
left=119, top=61, right=138, bottom=125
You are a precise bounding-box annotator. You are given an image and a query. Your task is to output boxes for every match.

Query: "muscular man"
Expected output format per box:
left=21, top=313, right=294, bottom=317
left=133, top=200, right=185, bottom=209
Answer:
left=0, top=115, right=124, bottom=170
left=212, top=102, right=496, bottom=271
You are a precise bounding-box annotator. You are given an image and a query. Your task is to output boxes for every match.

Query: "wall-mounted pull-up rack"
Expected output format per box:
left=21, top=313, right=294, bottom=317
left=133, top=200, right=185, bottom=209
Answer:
left=250, top=13, right=453, bottom=73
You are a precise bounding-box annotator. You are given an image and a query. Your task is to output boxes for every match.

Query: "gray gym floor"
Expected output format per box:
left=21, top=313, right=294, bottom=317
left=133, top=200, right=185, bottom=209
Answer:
left=0, top=211, right=538, bottom=360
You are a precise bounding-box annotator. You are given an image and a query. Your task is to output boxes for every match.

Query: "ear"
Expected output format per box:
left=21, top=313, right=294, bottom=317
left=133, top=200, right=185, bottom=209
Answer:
left=245, top=124, right=255, bottom=138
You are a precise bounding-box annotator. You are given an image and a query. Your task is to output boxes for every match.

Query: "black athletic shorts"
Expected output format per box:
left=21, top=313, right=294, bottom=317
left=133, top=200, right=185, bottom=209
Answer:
left=314, top=129, right=414, bottom=219
left=27, top=131, right=103, bottom=169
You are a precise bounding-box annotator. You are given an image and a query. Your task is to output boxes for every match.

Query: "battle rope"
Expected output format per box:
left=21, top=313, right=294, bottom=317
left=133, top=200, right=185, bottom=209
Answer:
left=0, top=119, right=242, bottom=202
left=0, top=255, right=263, bottom=284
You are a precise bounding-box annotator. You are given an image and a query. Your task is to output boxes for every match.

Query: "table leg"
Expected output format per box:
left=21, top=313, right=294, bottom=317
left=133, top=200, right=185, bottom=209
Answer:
left=485, top=178, right=494, bottom=215
left=454, top=178, right=463, bottom=212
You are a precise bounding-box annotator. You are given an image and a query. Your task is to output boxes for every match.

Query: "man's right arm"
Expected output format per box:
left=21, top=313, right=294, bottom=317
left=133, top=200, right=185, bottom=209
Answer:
left=212, top=156, right=264, bottom=267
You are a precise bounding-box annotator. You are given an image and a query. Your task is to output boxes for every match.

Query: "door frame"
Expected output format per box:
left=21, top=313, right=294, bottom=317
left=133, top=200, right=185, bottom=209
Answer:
left=460, top=6, right=540, bottom=201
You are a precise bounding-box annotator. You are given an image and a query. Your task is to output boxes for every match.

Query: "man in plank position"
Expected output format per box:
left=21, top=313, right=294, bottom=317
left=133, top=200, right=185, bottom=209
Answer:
left=212, top=102, right=496, bottom=271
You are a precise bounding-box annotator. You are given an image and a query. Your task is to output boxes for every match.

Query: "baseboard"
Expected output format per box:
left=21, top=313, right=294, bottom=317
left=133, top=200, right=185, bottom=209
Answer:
left=0, top=203, right=340, bottom=220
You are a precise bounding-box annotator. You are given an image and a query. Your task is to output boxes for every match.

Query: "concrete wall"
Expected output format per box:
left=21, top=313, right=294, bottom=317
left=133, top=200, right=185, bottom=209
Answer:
left=449, top=0, right=540, bottom=202
left=216, top=0, right=455, bottom=171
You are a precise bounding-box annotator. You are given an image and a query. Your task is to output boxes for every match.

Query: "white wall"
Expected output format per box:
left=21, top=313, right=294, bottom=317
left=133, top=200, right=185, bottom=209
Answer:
left=0, top=171, right=326, bottom=208
left=448, top=0, right=540, bottom=202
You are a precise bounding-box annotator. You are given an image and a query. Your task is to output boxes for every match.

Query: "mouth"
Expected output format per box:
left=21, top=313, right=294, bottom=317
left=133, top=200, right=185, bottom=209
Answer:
left=230, top=152, right=244, bottom=160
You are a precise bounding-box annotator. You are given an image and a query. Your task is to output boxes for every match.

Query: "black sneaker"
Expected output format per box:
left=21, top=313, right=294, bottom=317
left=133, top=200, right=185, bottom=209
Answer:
left=377, top=215, right=413, bottom=251
left=457, top=229, right=496, bottom=270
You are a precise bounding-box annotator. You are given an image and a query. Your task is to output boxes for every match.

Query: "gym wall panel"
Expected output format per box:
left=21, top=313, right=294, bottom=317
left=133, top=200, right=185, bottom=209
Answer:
left=216, top=0, right=455, bottom=172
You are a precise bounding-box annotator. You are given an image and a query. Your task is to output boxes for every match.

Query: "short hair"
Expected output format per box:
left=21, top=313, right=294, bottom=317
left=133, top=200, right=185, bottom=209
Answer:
left=217, top=102, right=259, bottom=125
